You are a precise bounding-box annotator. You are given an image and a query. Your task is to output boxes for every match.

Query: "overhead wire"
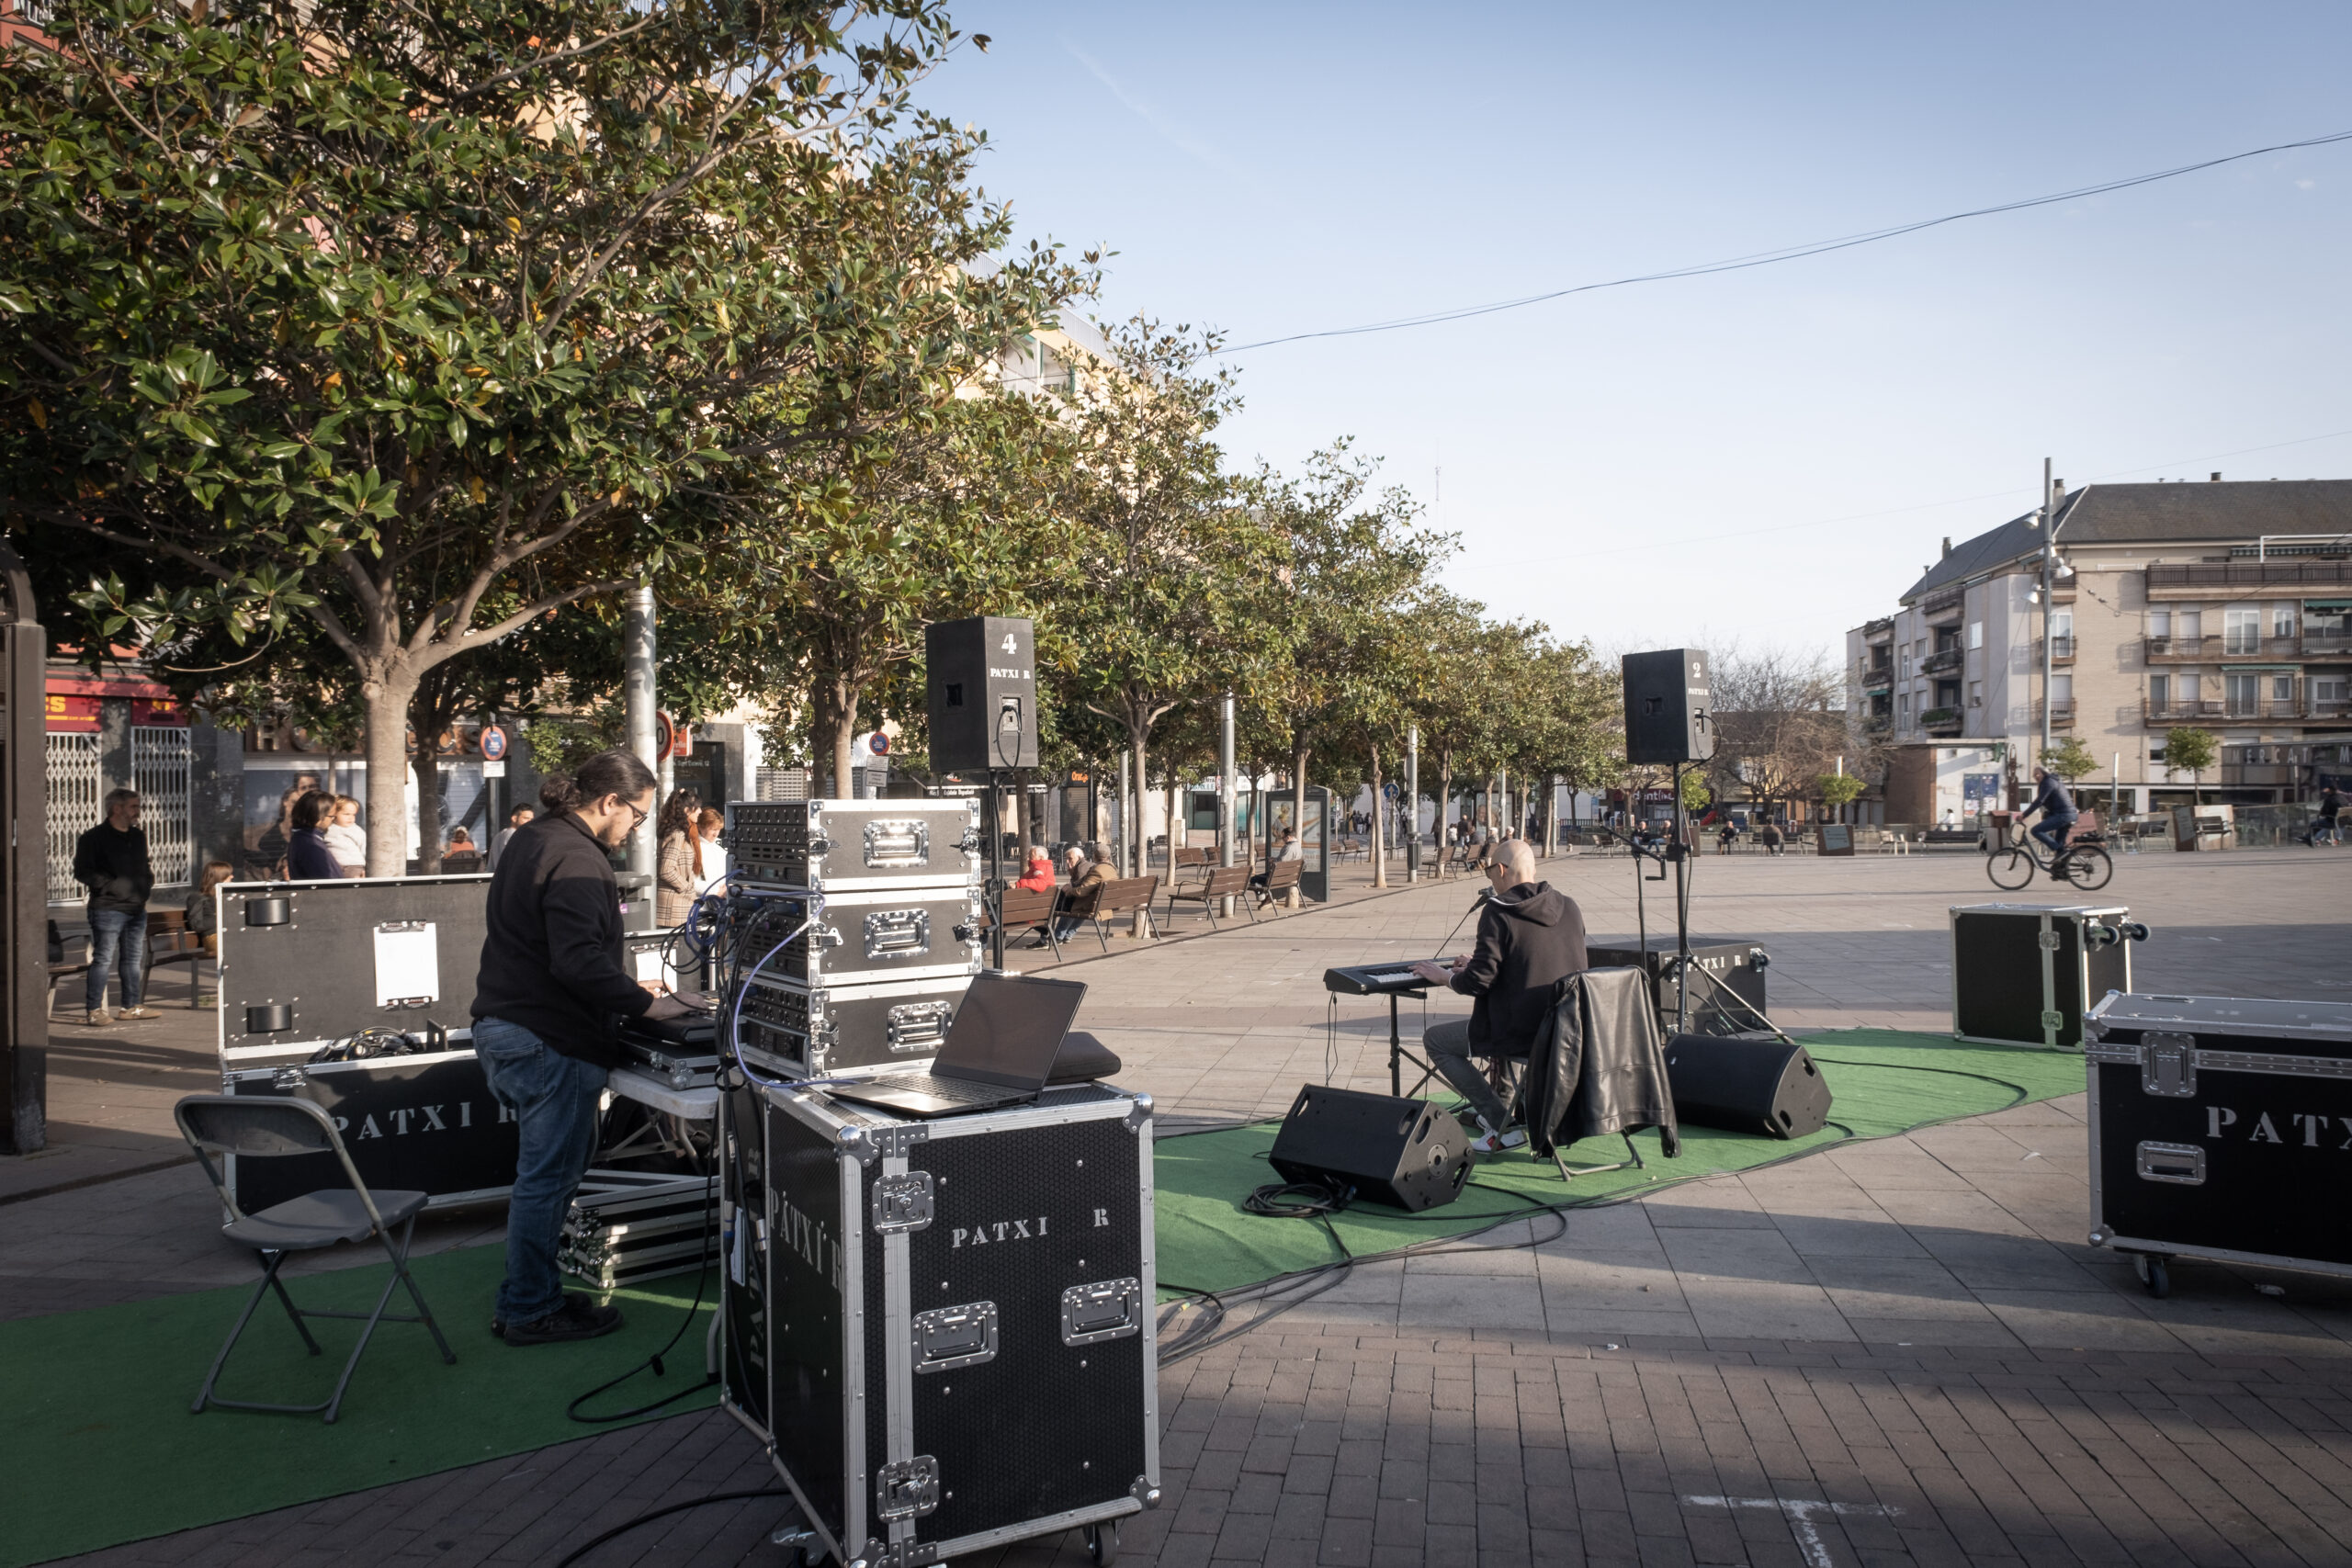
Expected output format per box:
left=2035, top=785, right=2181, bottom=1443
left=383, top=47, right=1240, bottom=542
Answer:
left=1218, top=128, right=2352, bottom=355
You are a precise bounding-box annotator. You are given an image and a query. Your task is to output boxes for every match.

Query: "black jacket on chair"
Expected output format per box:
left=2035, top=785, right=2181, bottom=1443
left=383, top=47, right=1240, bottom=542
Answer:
left=1523, top=967, right=1681, bottom=1158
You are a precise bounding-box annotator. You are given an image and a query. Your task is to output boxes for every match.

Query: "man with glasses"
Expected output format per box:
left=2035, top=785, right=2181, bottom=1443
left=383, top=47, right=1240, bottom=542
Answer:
left=1409, top=840, right=1589, bottom=1151
left=472, top=749, right=695, bottom=1346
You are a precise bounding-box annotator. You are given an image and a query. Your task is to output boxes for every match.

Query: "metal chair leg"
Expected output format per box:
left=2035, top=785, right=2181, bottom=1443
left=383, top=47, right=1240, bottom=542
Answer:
left=193, top=1254, right=299, bottom=1415
left=383, top=1214, right=457, bottom=1366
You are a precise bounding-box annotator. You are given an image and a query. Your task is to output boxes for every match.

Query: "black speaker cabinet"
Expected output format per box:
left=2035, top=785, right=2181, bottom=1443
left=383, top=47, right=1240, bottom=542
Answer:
left=1267, top=1085, right=1469, bottom=1212
left=1586, top=938, right=1767, bottom=1037
left=1622, top=648, right=1715, bottom=765
left=1662, top=1034, right=1832, bottom=1140
left=926, top=615, right=1039, bottom=772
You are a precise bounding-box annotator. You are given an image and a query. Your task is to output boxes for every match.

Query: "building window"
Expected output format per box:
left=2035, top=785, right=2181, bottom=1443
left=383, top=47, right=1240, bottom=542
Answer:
left=2223, top=608, right=2261, bottom=655
left=2177, top=672, right=2199, bottom=706
left=1968, top=680, right=1983, bottom=708
left=2273, top=674, right=2295, bottom=702
left=2050, top=674, right=2073, bottom=705
left=2147, top=608, right=2170, bottom=638
left=2274, top=604, right=2297, bottom=638
left=2148, top=674, right=2168, bottom=711
left=1898, top=693, right=1910, bottom=723
left=2224, top=672, right=2259, bottom=715
left=1968, top=621, right=1984, bottom=649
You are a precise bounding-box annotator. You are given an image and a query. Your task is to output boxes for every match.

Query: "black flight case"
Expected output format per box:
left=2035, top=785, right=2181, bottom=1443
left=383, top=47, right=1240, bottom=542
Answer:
left=1949, top=902, right=2147, bottom=1050
left=2086, top=992, right=2352, bottom=1296
left=729, top=799, right=984, bottom=893
left=215, top=874, right=518, bottom=1212
left=718, top=1078, right=1162, bottom=1567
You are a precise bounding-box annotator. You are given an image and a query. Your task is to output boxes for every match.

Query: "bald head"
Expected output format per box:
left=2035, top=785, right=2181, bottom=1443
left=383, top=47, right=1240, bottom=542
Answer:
left=1493, top=839, right=1537, bottom=884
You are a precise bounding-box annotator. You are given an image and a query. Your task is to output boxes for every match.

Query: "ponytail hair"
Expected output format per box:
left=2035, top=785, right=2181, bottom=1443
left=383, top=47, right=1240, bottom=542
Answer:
left=540, top=748, right=658, bottom=817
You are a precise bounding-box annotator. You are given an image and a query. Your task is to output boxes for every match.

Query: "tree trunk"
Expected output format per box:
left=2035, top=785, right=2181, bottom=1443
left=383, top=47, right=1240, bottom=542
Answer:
left=1129, top=724, right=1150, bottom=935
left=830, top=678, right=860, bottom=800
left=361, top=668, right=421, bottom=878
left=1436, top=753, right=1453, bottom=852
left=1369, top=741, right=1386, bottom=889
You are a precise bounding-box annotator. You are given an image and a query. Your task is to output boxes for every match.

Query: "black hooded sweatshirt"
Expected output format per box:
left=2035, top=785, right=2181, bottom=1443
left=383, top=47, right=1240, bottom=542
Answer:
left=1450, top=880, right=1589, bottom=1055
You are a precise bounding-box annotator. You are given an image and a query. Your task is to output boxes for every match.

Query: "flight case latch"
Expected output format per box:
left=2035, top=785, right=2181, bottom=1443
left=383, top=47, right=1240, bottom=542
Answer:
left=871, top=1172, right=934, bottom=1234
left=2141, top=1032, right=2197, bottom=1098
left=876, top=1456, right=940, bottom=1521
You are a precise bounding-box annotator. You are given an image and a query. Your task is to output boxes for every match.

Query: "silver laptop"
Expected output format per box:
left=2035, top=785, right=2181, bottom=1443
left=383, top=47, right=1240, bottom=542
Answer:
left=825, top=973, right=1086, bottom=1119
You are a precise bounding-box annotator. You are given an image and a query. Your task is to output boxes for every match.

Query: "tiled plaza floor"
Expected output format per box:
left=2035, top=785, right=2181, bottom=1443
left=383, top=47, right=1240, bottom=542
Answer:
left=13, top=845, right=2352, bottom=1565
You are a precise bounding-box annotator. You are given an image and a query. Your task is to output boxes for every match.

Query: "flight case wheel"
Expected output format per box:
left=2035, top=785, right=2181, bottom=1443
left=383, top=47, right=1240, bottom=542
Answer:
left=1086, top=1522, right=1120, bottom=1564
left=2132, top=1252, right=2172, bottom=1298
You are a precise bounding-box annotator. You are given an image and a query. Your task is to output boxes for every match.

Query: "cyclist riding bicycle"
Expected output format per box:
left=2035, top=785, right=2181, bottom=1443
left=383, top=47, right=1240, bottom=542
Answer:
left=2020, top=766, right=2078, bottom=877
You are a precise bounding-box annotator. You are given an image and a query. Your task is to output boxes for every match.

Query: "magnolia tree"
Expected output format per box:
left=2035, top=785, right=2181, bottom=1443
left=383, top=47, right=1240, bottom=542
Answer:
left=2, top=0, right=1063, bottom=870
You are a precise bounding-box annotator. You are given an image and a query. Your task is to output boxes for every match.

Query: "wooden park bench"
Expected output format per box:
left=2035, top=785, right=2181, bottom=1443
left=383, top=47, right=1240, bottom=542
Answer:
left=1163, top=863, right=1257, bottom=931
left=144, top=908, right=210, bottom=1009
left=985, top=885, right=1065, bottom=961
left=1169, top=845, right=1214, bottom=889
left=1072, top=875, right=1160, bottom=950
left=1252, top=858, right=1303, bottom=910
left=46, top=919, right=92, bottom=1021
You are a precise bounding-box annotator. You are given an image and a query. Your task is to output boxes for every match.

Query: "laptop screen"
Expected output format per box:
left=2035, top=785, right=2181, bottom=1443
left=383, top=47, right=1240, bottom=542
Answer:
left=934, top=973, right=1086, bottom=1089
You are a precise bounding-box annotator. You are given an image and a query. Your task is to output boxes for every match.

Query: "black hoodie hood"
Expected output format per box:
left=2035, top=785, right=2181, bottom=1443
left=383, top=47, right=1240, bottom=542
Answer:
left=1489, top=881, right=1568, bottom=927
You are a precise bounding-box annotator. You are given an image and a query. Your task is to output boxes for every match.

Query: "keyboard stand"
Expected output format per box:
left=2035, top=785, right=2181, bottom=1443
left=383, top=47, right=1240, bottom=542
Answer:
left=1383, top=987, right=1435, bottom=1098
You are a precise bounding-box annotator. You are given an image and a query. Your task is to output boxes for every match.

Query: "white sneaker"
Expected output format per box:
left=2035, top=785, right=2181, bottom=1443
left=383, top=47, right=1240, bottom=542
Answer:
left=82, top=1009, right=112, bottom=1026
left=1468, top=1127, right=1527, bottom=1154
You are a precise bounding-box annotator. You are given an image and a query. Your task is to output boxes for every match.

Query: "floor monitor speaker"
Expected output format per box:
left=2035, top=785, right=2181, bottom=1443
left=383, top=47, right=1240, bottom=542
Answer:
left=1662, top=1034, right=1832, bottom=1140
left=1622, top=648, right=1715, bottom=765
left=1268, top=1084, right=1470, bottom=1212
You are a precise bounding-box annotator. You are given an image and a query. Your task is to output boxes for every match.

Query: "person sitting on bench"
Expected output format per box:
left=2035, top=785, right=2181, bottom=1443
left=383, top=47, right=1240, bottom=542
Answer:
left=1410, top=839, right=1589, bottom=1152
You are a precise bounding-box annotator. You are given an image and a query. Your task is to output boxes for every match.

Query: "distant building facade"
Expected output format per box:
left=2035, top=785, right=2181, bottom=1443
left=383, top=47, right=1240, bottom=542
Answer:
left=1847, top=479, right=2352, bottom=822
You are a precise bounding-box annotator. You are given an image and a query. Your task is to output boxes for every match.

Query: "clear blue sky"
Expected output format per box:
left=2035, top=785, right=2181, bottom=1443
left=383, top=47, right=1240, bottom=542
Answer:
left=926, top=2, right=2352, bottom=660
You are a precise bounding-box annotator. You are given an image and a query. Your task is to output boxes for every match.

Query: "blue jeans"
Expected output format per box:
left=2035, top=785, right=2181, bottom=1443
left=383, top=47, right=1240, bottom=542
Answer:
left=2029, top=818, right=2074, bottom=858
left=85, top=908, right=147, bottom=1013
left=474, top=1016, right=607, bottom=1325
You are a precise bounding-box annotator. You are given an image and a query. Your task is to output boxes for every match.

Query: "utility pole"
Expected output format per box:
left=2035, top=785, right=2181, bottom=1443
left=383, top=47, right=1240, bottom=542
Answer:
left=2039, top=457, right=2055, bottom=768
left=1218, top=692, right=1237, bottom=917
left=1405, top=724, right=1420, bottom=882
left=624, top=580, right=657, bottom=876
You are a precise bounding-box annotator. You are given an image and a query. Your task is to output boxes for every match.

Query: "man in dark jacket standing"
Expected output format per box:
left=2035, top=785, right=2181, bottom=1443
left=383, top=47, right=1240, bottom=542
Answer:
left=1412, top=840, right=1589, bottom=1150
left=473, top=750, right=693, bottom=1346
left=73, top=787, right=157, bottom=1025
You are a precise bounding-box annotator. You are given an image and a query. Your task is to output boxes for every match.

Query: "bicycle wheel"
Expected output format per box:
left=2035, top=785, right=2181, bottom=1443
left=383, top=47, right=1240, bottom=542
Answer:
left=2060, top=845, right=2113, bottom=891
left=1986, top=848, right=2037, bottom=890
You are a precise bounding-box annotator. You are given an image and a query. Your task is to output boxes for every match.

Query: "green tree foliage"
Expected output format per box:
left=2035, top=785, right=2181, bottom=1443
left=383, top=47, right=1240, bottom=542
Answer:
left=2164, top=727, right=2218, bottom=800
left=2, top=0, right=1067, bottom=868
left=2040, top=737, right=2099, bottom=783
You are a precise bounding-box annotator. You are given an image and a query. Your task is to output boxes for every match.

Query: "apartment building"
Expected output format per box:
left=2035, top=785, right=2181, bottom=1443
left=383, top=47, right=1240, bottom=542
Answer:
left=1846, top=479, right=2352, bottom=822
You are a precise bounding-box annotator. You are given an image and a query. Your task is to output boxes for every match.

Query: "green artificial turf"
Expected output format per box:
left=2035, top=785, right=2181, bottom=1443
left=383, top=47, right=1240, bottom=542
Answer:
left=1, top=1244, right=718, bottom=1568
left=3, top=1030, right=2082, bottom=1564
left=1152, top=1029, right=2087, bottom=1299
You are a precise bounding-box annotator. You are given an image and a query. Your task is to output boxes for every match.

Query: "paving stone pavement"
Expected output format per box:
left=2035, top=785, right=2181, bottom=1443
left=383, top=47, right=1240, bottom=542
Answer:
left=16, top=846, right=2352, bottom=1565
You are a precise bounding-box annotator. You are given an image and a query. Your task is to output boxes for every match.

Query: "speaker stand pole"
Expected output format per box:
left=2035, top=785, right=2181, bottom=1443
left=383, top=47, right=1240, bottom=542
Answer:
left=986, top=772, right=1008, bottom=972
left=1670, top=762, right=1690, bottom=1035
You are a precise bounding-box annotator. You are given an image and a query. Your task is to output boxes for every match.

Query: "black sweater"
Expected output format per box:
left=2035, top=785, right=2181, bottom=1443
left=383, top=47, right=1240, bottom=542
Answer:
left=471, top=813, right=650, bottom=1066
left=74, top=822, right=153, bottom=914
left=1451, top=881, right=1589, bottom=1055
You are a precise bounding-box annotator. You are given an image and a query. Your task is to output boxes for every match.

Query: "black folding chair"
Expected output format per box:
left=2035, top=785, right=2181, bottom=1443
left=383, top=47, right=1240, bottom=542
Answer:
left=174, top=1094, right=457, bottom=1423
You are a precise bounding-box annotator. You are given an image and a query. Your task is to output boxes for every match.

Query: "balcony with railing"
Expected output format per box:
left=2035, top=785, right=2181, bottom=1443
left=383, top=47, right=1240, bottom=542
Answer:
left=2306, top=631, right=2352, bottom=659
left=2146, top=559, right=2352, bottom=596
left=2035, top=635, right=2075, bottom=664
left=2143, top=696, right=2338, bottom=725
left=1919, top=705, right=1964, bottom=735
left=2034, top=700, right=2076, bottom=729
left=2143, top=634, right=2310, bottom=663
left=1859, top=662, right=1892, bottom=692
left=1919, top=585, right=1965, bottom=621
left=1921, top=647, right=1963, bottom=676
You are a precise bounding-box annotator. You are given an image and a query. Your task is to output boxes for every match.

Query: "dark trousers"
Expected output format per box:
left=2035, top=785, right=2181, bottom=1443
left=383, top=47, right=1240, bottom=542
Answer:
left=1422, top=1017, right=1515, bottom=1133
left=85, top=908, right=147, bottom=1012
left=475, top=1016, right=607, bottom=1325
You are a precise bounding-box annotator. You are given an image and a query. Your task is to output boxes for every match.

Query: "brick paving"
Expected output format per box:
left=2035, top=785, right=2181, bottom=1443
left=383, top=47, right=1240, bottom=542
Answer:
left=14, top=846, right=2352, bottom=1565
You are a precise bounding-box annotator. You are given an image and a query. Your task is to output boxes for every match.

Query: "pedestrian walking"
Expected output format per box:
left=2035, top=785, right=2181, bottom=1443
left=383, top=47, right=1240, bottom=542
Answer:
left=74, top=787, right=156, bottom=1024
left=489, top=803, right=535, bottom=870
left=2309, top=786, right=2344, bottom=847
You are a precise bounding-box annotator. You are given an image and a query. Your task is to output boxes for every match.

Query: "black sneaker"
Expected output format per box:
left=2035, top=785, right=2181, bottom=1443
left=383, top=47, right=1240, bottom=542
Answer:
left=492, top=1290, right=600, bottom=1339
left=503, top=1295, right=624, bottom=1346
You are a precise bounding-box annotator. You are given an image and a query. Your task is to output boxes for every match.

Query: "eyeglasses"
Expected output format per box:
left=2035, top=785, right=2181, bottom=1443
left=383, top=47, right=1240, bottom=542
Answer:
left=620, top=797, right=650, bottom=834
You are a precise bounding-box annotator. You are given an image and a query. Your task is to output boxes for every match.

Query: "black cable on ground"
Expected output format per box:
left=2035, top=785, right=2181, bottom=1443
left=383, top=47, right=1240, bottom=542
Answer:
left=549, top=1487, right=789, bottom=1568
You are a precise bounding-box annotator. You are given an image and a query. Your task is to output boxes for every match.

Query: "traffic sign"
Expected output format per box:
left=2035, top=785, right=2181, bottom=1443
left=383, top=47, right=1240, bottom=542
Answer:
left=479, top=724, right=508, bottom=762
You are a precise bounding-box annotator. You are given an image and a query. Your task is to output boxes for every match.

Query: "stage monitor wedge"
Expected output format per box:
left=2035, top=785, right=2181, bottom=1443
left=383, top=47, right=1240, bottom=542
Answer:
left=1268, top=1085, right=1469, bottom=1213
left=1623, top=648, right=1715, bottom=765
left=1662, top=1034, right=1831, bottom=1140
left=926, top=615, right=1039, bottom=773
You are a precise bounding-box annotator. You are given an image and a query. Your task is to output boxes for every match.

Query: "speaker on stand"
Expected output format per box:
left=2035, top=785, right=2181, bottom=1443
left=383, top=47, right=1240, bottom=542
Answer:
left=1620, top=649, right=1717, bottom=1035
left=928, top=616, right=1040, bottom=969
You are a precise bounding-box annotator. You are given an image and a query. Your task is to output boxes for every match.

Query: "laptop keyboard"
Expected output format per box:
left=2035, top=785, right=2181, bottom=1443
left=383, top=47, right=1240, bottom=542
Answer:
left=860, top=1075, right=1015, bottom=1103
